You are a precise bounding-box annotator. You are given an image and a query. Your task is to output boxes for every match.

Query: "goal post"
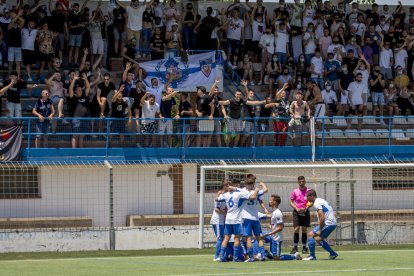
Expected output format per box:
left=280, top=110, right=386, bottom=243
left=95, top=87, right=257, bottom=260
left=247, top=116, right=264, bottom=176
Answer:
left=198, top=162, right=414, bottom=249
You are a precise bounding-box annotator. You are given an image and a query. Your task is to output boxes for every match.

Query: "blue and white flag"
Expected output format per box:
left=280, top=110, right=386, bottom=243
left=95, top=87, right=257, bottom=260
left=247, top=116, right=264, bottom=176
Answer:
left=140, top=51, right=223, bottom=92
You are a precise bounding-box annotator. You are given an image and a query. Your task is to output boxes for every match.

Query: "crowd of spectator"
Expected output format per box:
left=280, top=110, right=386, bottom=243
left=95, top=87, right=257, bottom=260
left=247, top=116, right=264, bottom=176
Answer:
left=0, top=0, right=414, bottom=148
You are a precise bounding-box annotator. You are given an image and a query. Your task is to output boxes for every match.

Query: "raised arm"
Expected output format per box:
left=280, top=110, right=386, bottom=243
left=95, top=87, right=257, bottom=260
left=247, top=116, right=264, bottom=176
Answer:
left=141, top=92, right=149, bottom=106
left=240, top=79, right=249, bottom=96
left=82, top=74, right=90, bottom=96
left=69, top=73, right=79, bottom=98
left=92, top=53, right=103, bottom=72
left=116, top=0, right=128, bottom=10
left=112, top=87, right=124, bottom=102
left=209, top=79, right=221, bottom=96
left=45, top=72, right=58, bottom=87
left=0, top=80, right=15, bottom=95
left=79, top=48, right=89, bottom=72
left=122, top=62, right=133, bottom=82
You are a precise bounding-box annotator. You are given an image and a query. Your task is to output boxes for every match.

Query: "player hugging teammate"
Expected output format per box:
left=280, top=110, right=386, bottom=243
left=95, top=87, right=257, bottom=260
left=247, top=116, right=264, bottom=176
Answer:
left=212, top=174, right=338, bottom=262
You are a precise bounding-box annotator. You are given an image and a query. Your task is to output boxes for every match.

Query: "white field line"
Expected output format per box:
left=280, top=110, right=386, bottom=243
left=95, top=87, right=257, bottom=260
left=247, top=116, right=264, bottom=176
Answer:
left=175, top=267, right=414, bottom=276
left=0, top=249, right=413, bottom=263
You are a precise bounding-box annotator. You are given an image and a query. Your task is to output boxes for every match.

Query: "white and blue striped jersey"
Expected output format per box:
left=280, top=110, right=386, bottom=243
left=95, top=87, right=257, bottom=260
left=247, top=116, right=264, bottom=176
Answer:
left=313, top=197, right=337, bottom=226
left=241, top=188, right=264, bottom=221
left=210, top=201, right=226, bottom=225
left=217, top=190, right=251, bottom=224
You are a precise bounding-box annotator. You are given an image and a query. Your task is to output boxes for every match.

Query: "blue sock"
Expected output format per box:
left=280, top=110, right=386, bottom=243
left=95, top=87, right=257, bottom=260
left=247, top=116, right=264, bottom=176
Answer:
left=259, top=246, right=266, bottom=258
left=247, top=248, right=254, bottom=258
left=252, top=240, right=259, bottom=255
left=219, top=247, right=227, bottom=261
left=319, top=240, right=336, bottom=255
left=215, top=239, right=222, bottom=258
left=241, top=240, right=247, bottom=254
left=233, top=246, right=241, bottom=261
left=308, top=237, right=316, bottom=257
left=280, top=254, right=296, bottom=260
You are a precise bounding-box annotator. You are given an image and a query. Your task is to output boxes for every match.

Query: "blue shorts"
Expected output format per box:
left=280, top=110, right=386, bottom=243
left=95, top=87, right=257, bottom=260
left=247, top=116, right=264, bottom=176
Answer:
left=212, top=224, right=225, bottom=240
left=227, top=39, right=241, bottom=55
left=224, top=224, right=243, bottom=236
left=243, top=219, right=262, bottom=237
left=270, top=239, right=282, bottom=257
left=8, top=47, right=22, bottom=62
left=36, top=121, right=50, bottom=137
left=371, top=92, right=385, bottom=106
left=312, top=225, right=336, bottom=239
left=69, top=34, right=82, bottom=47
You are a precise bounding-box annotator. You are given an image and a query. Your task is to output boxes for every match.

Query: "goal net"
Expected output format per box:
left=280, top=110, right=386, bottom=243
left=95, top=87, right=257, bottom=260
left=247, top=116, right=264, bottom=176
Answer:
left=198, top=161, right=414, bottom=249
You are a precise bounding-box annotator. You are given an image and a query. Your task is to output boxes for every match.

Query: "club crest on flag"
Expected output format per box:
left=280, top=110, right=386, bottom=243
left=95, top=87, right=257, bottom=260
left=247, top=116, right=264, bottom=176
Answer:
left=154, top=58, right=189, bottom=88
left=200, top=57, right=212, bottom=78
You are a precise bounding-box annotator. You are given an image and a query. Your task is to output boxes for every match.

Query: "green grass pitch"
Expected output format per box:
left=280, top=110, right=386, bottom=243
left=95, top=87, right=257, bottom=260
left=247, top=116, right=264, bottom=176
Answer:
left=0, top=244, right=413, bottom=275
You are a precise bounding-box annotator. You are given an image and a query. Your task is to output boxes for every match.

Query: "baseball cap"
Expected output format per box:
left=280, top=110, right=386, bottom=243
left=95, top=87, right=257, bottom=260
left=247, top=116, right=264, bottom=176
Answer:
left=196, top=86, right=207, bottom=93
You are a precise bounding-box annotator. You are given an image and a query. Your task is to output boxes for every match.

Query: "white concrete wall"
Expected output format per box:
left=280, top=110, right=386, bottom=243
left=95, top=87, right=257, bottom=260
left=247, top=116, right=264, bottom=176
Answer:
left=112, top=165, right=174, bottom=226
left=115, top=226, right=199, bottom=250
left=0, top=167, right=110, bottom=227
left=0, top=230, right=109, bottom=252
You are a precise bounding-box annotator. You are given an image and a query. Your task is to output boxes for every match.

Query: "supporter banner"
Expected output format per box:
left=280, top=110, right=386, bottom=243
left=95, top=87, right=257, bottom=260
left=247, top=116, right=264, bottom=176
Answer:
left=140, top=51, right=223, bottom=92
left=0, top=126, right=23, bottom=162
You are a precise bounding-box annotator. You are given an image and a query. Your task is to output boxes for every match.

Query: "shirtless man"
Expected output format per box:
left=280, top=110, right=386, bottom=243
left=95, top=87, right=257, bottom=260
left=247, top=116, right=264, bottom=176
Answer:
left=165, top=22, right=182, bottom=58
left=306, top=80, right=324, bottom=129
left=289, top=91, right=311, bottom=146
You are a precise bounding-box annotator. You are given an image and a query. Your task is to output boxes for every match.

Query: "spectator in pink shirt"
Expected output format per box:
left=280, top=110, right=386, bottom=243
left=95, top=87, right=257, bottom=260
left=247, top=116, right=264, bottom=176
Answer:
left=289, top=176, right=311, bottom=255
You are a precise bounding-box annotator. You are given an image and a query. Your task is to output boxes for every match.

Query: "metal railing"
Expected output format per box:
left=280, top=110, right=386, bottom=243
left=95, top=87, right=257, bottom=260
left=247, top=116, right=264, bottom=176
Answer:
left=2, top=115, right=414, bottom=161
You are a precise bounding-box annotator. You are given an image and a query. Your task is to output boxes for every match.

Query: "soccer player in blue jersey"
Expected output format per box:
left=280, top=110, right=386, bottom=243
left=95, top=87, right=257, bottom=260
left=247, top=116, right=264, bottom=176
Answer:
left=210, top=181, right=228, bottom=261
left=303, top=189, right=339, bottom=261
left=216, top=182, right=262, bottom=262
left=241, top=174, right=268, bottom=262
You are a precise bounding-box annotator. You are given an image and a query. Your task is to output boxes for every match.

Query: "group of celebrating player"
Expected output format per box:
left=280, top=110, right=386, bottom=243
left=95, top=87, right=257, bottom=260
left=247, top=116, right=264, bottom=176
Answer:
left=211, top=174, right=338, bottom=262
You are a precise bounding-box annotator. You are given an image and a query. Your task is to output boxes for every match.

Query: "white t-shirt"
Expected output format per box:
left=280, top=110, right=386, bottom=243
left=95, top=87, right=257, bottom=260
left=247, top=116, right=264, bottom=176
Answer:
left=375, top=23, right=390, bottom=34
left=217, top=190, right=251, bottom=225
left=302, top=7, right=315, bottom=27
left=347, top=81, right=368, bottom=106
left=141, top=101, right=160, bottom=124
left=340, top=89, right=349, bottom=105
left=227, top=18, right=244, bottom=41
left=313, top=197, right=337, bottom=226
left=241, top=188, right=264, bottom=221
left=380, top=12, right=393, bottom=22
left=347, top=12, right=359, bottom=25
left=146, top=85, right=164, bottom=105
left=356, top=69, right=370, bottom=87
left=379, top=48, right=393, bottom=69
left=252, top=20, right=264, bottom=42
left=311, top=56, right=324, bottom=77
left=351, top=22, right=366, bottom=37
left=127, top=5, right=145, bottom=31
left=303, top=32, right=316, bottom=54
left=327, top=44, right=346, bottom=56
left=210, top=201, right=226, bottom=225
left=322, top=90, right=338, bottom=104
left=259, top=34, right=275, bottom=54
left=275, top=31, right=289, bottom=53
left=21, top=28, right=37, bottom=50
left=394, top=49, right=408, bottom=69
left=270, top=208, right=283, bottom=242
